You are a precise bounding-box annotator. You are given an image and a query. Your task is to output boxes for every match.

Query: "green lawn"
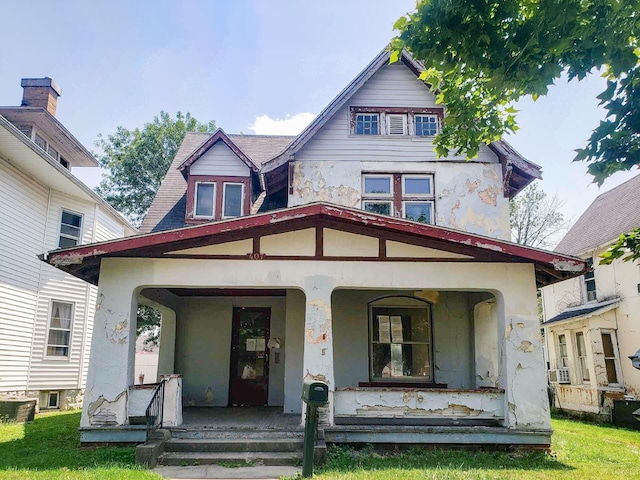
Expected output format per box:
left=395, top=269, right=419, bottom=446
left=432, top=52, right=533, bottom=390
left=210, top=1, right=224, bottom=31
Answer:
left=0, top=410, right=159, bottom=480
left=0, top=411, right=638, bottom=479
left=313, top=417, right=640, bottom=480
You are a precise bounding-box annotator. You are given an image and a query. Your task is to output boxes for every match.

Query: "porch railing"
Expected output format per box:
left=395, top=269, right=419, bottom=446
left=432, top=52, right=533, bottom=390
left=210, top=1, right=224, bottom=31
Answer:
left=145, top=378, right=167, bottom=442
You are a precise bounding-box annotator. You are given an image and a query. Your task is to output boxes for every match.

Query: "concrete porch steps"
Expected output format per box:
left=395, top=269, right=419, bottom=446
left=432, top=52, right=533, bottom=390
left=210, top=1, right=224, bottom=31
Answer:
left=158, top=451, right=302, bottom=467
left=165, top=438, right=304, bottom=453
left=169, top=428, right=304, bottom=440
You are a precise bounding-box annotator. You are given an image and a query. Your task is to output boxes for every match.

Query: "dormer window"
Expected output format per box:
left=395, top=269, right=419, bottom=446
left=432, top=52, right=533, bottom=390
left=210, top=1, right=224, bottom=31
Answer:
left=194, top=182, right=216, bottom=218
left=223, top=183, right=244, bottom=218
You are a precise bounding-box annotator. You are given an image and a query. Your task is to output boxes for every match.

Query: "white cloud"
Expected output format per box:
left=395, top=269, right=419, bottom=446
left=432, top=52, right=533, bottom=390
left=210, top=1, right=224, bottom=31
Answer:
left=248, top=112, right=315, bottom=135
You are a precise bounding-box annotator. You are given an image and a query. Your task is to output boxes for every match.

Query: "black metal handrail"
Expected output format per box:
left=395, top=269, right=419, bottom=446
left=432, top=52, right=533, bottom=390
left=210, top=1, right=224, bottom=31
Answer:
left=145, top=378, right=167, bottom=442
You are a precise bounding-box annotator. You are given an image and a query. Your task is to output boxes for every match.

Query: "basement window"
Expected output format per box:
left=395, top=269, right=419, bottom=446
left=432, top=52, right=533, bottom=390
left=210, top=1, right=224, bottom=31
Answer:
left=46, top=301, right=73, bottom=357
left=369, top=297, right=433, bottom=382
left=47, top=391, right=60, bottom=409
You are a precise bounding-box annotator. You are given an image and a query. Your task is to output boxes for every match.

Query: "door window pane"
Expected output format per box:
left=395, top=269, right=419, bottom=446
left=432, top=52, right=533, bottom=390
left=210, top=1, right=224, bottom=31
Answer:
left=195, top=183, right=215, bottom=217
left=223, top=184, right=243, bottom=218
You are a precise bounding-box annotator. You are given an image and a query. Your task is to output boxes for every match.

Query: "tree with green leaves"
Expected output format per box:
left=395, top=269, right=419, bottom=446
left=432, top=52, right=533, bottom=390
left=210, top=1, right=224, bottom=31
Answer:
left=95, top=111, right=216, bottom=226
left=393, top=0, right=640, bottom=259
left=510, top=183, right=567, bottom=249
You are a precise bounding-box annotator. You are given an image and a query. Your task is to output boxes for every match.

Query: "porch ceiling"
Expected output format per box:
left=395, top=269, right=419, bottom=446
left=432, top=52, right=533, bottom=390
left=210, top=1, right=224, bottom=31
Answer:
left=42, top=202, right=586, bottom=287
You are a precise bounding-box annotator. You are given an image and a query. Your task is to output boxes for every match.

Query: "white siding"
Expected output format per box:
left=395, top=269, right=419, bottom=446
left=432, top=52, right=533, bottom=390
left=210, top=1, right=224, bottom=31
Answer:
left=296, top=62, right=498, bottom=164
left=27, top=191, right=96, bottom=390
left=95, top=206, right=125, bottom=242
left=190, top=142, right=251, bottom=177
left=0, top=159, right=48, bottom=391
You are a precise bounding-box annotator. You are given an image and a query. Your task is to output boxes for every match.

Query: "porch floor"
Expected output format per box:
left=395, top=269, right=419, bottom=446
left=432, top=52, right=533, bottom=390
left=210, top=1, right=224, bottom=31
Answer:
left=178, top=407, right=301, bottom=430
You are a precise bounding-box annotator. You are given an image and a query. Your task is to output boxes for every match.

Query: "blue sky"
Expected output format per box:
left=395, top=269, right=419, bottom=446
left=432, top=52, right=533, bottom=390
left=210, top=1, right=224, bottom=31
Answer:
left=1, top=0, right=636, bottom=229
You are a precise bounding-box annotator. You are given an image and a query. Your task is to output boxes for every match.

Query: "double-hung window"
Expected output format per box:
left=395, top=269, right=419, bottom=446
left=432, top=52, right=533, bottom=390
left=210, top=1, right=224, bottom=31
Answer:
left=402, top=175, right=434, bottom=224
left=584, top=258, right=596, bottom=302
left=194, top=182, right=216, bottom=218
left=362, top=175, right=393, bottom=215
left=355, top=113, right=379, bottom=135
left=370, top=298, right=433, bottom=382
left=557, top=334, right=569, bottom=368
left=575, top=332, right=590, bottom=383
left=222, top=183, right=244, bottom=218
left=59, top=210, right=82, bottom=248
left=601, top=331, right=621, bottom=385
left=46, top=301, right=73, bottom=357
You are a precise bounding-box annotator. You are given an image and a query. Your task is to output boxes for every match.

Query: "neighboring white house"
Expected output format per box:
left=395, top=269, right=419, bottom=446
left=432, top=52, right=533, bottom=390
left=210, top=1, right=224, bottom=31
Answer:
left=44, top=49, right=586, bottom=450
left=541, top=174, right=640, bottom=419
left=0, top=78, right=136, bottom=411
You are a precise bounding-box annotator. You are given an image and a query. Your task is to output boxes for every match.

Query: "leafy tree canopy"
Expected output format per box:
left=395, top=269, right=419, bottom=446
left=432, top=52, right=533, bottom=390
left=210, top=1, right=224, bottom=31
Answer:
left=510, top=183, right=567, bottom=249
left=95, top=111, right=216, bottom=225
left=392, top=0, right=640, bottom=185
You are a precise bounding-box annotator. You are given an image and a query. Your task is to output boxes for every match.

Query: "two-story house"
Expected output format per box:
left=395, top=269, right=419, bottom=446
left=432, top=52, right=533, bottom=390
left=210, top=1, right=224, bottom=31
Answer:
left=43, top=50, right=586, bottom=453
left=0, top=78, right=136, bottom=413
left=541, top=174, right=640, bottom=423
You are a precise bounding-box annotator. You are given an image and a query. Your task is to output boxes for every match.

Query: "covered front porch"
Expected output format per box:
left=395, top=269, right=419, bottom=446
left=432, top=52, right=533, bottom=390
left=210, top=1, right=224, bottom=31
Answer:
left=44, top=203, right=585, bottom=448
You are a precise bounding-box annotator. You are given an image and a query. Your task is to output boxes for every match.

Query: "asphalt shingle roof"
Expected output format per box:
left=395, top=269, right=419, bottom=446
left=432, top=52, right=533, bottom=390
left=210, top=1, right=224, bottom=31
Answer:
left=542, top=299, right=619, bottom=325
left=555, top=174, right=640, bottom=256
left=139, top=132, right=294, bottom=234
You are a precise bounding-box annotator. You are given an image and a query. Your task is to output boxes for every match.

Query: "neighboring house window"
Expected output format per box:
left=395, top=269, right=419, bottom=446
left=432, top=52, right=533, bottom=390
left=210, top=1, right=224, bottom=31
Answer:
left=223, top=183, right=244, bottom=218
left=47, top=392, right=60, bottom=409
left=557, top=334, right=569, bottom=368
left=194, top=182, right=216, bottom=218
left=601, top=331, right=621, bottom=385
left=350, top=107, right=443, bottom=136
left=415, top=115, right=440, bottom=136
left=362, top=173, right=435, bottom=224
left=34, top=133, right=47, bottom=151
left=46, top=301, right=73, bottom=357
left=59, top=157, right=69, bottom=169
left=369, top=298, right=433, bottom=382
left=47, top=144, right=59, bottom=160
left=59, top=210, right=83, bottom=248
left=584, top=258, right=596, bottom=302
left=355, top=113, right=379, bottom=135
left=575, top=332, right=590, bottom=383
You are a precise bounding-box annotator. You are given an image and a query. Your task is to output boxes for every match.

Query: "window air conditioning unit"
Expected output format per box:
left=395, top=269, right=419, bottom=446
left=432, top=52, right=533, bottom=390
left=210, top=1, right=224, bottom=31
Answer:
left=549, top=368, right=570, bottom=384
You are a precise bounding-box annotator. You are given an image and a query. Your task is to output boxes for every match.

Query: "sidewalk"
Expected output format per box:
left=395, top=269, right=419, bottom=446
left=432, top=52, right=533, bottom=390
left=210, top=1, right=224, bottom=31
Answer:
left=153, top=465, right=300, bottom=479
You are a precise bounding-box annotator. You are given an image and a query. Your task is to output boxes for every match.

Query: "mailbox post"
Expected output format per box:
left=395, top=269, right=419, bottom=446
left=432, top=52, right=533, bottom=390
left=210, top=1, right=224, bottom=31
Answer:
left=301, top=378, right=329, bottom=478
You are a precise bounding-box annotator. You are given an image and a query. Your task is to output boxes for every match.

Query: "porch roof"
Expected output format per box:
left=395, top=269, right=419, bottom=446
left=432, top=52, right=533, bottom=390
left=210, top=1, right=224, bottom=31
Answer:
left=42, top=202, right=586, bottom=286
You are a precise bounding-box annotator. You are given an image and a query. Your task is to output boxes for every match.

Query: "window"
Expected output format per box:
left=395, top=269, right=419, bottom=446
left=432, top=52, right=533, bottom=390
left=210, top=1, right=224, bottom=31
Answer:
left=34, top=133, right=47, bottom=151
left=386, top=114, right=407, bottom=135
left=59, top=157, right=69, bottom=169
left=47, top=144, right=59, bottom=160
left=575, top=332, right=590, bottom=383
left=194, top=182, right=216, bottom=218
left=59, top=210, right=82, bottom=248
left=355, top=113, right=379, bottom=135
left=584, top=258, right=596, bottom=302
left=47, top=392, right=60, bottom=409
left=370, top=298, right=432, bottom=382
left=46, top=301, right=73, bottom=357
left=601, top=331, right=621, bottom=385
left=362, top=173, right=434, bottom=224
left=557, top=334, right=569, bottom=368
left=350, top=107, right=443, bottom=136
left=415, top=115, right=440, bottom=136
left=223, top=183, right=244, bottom=218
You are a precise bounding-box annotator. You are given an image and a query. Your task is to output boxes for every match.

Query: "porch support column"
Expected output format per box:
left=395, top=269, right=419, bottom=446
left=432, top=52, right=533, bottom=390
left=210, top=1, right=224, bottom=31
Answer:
left=80, top=272, right=137, bottom=428
left=302, top=276, right=336, bottom=425
left=497, top=269, right=551, bottom=431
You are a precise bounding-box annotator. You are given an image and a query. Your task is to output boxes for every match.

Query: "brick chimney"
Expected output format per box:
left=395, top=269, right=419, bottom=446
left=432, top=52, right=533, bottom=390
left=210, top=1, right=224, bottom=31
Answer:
left=20, top=77, right=62, bottom=116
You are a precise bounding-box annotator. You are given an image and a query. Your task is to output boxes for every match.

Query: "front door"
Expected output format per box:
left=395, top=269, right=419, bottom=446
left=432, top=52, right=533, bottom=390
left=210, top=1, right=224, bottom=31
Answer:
left=229, top=307, right=270, bottom=406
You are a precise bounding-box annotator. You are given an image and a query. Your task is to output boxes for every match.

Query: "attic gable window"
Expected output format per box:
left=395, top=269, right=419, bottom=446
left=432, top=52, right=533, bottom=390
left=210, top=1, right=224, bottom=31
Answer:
left=355, top=113, right=379, bottom=135
left=350, top=107, right=443, bottom=136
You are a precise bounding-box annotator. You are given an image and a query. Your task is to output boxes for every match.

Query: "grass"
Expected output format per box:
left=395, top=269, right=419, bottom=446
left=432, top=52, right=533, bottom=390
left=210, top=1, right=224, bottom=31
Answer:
left=309, top=417, right=640, bottom=480
left=0, top=410, right=160, bottom=480
left=1, top=411, right=638, bottom=479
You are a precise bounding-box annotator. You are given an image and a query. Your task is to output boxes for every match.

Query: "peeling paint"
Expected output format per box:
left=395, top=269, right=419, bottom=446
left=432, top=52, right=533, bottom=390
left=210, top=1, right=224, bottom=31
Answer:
left=466, top=179, right=480, bottom=193
left=551, top=259, right=585, bottom=272
left=518, top=341, right=535, bottom=352
left=51, top=249, right=108, bottom=266
left=478, top=185, right=500, bottom=206
left=505, top=324, right=513, bottom=339
left=87, top=390, right=127, bottom=426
